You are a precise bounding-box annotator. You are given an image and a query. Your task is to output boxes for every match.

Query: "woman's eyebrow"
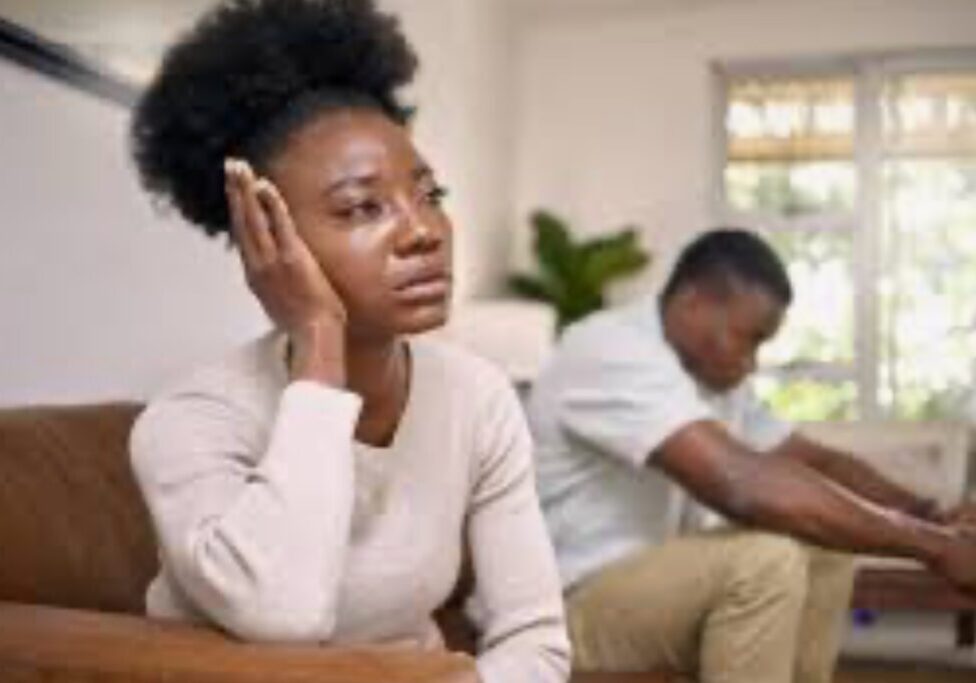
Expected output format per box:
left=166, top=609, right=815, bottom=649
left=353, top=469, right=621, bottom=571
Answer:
left=412, top=164, right=434, bottom=181
left=324, top=173, right=380, bottom=195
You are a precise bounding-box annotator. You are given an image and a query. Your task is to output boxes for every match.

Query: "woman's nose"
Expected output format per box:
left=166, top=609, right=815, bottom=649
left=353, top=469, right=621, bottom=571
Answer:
left=395, top=203, right=441, bottom=253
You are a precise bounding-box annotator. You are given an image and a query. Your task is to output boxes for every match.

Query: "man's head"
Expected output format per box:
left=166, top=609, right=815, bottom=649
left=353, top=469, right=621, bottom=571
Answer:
left=660, top=229, right=791, bottom=392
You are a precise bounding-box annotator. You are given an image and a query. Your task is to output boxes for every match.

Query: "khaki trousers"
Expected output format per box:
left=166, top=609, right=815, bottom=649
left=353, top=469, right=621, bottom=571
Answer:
left=566, top=530, right=855, bottom=683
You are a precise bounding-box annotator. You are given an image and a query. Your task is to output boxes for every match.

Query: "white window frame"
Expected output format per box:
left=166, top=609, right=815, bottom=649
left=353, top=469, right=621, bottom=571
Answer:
left=710, top=48, right=976, bottom=419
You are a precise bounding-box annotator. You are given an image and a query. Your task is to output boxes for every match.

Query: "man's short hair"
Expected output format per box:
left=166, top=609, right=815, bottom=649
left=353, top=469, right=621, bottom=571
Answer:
left=660, top=228, right=792, bottom=306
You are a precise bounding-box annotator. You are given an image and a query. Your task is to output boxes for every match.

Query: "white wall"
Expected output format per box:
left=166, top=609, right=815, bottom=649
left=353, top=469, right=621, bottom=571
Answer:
left=511, top=0, right=976, bottom=298
left=0, top=58, right=266, bottom=406
left=16, top=0, right=971, bottom=405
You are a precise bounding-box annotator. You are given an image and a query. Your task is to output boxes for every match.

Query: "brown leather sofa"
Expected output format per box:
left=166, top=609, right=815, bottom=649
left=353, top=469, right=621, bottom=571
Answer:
left=0, top=401, right=672, bottom=682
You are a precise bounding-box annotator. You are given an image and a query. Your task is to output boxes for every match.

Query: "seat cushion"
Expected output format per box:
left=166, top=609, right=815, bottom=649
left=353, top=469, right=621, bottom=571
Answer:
left=0, top=403, right=156, bottom=613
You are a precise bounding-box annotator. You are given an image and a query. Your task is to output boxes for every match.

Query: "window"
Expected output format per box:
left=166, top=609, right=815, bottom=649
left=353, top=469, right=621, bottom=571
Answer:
left=715, top=52, right=976, bottom=421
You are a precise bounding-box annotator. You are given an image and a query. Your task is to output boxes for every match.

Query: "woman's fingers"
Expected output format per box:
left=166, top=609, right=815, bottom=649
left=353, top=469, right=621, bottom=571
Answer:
left=225, top=158, right=276, bottom=271
left=236, top=161, right=276, bottom=262
left=255, top=178, right=347, bottom=323
left=224, top=159, right=257, bottom=264
left=224, top=159, right=346, bottom=337
left=254, top=178, right=302, bottom=256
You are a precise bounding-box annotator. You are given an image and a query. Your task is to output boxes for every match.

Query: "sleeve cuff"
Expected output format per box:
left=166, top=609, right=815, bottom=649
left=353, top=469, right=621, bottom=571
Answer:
left=283, top=380, right=363, bottom=416
left=257, top=381, right=362, bottom=472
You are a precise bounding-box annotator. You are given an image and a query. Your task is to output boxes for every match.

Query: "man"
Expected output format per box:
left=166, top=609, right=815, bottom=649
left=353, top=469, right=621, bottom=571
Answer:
left=527, top=228, right=976, bottom=683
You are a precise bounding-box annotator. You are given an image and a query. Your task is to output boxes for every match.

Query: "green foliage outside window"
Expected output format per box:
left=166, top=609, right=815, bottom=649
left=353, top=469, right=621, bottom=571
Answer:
left=724, top=67, right=976, bottom=422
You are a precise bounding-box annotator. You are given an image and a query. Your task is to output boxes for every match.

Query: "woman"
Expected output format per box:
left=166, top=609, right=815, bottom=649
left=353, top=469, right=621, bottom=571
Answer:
left=127, top=1, right=570, bottom=681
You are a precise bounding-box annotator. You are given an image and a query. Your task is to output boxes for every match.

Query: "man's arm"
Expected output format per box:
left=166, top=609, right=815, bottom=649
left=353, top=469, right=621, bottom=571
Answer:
left=653, top=420, right=976, bottom=594
left=772, top=433, right=941, bottom=520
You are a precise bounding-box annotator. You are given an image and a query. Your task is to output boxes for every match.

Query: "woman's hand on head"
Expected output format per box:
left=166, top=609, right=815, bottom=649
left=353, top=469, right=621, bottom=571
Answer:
left=225, top=158, right=348, bottom=386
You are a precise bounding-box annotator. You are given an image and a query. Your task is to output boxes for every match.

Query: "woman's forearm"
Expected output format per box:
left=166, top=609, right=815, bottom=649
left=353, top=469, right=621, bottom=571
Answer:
left=133, top=383, right=361, bottom=641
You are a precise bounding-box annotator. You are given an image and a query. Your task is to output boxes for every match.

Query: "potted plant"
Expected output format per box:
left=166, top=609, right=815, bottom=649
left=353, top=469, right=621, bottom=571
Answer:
left=508, top=210, right=650, bottom=332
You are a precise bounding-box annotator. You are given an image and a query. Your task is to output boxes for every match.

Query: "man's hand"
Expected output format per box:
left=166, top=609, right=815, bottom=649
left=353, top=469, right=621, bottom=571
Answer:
left=778, top=435, right=940, bottom=519
left=225, top=158, right=347, bottom=385
left=655, top=421, right=976, bottom=572
left=932, top=525, right=976, bottom=596
left=943, top=500, right=976, bottom=528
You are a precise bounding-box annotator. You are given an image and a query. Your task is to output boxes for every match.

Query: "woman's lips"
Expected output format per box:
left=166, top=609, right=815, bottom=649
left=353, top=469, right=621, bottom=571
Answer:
left=393, top=274, right=451, bottom=304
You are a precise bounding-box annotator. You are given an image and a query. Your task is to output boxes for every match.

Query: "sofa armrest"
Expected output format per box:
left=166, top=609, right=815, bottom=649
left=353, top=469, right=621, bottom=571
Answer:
left=571, top=675, right=676, bottom=682
left=0, top=602, right=472, bottom=682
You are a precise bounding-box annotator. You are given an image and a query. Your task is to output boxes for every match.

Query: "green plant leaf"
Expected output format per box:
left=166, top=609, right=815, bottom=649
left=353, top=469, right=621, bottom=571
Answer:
left=580, top=229, right=650, bottom=290
left=510, top=210, right=651, bottom=333
left=507, top=273, right=559, bottom=303
left=557, top=289, right=604, bottom=331
left=582, top=249, right=650, bottom=291
left=531, top=210, right=579, bottom=283
left=577, top=228, right=640, bottom=259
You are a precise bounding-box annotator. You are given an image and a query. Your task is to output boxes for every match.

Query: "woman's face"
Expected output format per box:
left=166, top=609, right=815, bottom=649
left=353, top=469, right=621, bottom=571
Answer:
left=265, top=108, right=453, bottom=340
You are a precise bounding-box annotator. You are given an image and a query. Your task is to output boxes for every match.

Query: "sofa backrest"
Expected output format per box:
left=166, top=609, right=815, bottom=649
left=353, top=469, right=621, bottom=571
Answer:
left=799, top=419, right=971, bottom=508
left=0, top=402, right=157, bottom=614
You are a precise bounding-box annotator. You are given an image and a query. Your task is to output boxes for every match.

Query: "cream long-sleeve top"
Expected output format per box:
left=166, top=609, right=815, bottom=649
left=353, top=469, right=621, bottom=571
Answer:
left=130, top=332, right=570, bottom=683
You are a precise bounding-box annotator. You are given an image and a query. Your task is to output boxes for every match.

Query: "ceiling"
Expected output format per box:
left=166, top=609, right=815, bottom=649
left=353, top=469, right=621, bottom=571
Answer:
left=0, top=0, right=725, bottom=83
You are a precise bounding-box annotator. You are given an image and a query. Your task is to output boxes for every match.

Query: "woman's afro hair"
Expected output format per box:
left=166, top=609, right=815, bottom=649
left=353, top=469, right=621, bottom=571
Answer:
left=131, top=0, right=418, bottom=236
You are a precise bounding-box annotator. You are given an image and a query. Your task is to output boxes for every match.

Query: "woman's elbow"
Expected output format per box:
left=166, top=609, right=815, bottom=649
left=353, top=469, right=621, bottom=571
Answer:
left=173, top=556, right=337, bottom=643
left=174, top=536, right=340, bottom=642
left=218, top=598, right=335, bottom=643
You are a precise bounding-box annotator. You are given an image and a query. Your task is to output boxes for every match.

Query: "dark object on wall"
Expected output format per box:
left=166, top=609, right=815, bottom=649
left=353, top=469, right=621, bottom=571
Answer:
left=0, top=15, right=138, bottom=106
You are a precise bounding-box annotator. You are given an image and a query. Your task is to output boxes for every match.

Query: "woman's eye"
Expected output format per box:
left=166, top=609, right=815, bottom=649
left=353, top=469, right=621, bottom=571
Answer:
left=336, top=200, right=384, bottom=222
left=424, top=185, right=448, bottom=207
